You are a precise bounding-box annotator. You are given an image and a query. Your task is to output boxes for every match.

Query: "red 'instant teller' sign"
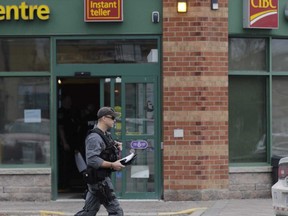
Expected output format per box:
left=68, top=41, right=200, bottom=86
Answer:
left=84, top=0, right=123, bottom=22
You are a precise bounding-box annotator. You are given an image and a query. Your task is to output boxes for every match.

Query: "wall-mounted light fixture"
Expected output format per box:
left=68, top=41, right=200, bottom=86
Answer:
left=177, top=0, right=187, bottom=13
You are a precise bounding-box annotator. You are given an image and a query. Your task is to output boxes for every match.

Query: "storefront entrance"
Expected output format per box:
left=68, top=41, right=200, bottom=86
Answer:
left=52, top=37, right=162, bottom=200
left=55, top=75, right=161, bottom=199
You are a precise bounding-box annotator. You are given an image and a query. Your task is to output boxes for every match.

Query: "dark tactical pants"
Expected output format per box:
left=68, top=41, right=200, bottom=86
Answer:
left=74, top=178, right=123, bottom=216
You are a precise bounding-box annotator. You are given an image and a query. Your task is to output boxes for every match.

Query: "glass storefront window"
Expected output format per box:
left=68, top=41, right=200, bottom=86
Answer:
left=272, top=77, right=288, bottom=158
left=56, top=39, right=158, bottom=64
left=0, top=77, right=50, bottom=165
left=0, top=38, right=50, bottom=72
left=272, top=39, right=288, bottom=72
left=228, top=38, right=266, bottom=71
left=229, top=76, right=267, bottom=163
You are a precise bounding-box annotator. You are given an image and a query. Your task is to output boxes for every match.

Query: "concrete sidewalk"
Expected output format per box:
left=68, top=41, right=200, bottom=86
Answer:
left=0, top=198, right=274, bottom=216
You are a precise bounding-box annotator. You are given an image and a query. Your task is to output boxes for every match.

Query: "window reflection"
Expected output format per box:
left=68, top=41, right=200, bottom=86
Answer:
left=229, top=76, right=267, bottom=163
left=0, top=38, right=50, bottom=72
left=272, top=77, right=288, bottom=158
left=56, top=39, right=158, bottom=64
left=0, top=77, right=50, bottom=165
left=272, top=39, right=288, bottom=72
left=229, top=38, right=266, bottom=71
left=125, top=83, right=154, bottom=135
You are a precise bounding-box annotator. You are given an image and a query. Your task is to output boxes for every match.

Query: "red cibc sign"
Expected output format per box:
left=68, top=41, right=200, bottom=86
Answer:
left=84, top=0, right=123, bottom=22
left=243, top=0, right=278, bottom=29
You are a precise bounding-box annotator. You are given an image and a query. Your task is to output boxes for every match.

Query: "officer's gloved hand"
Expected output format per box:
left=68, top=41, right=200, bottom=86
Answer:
left=114, top=141, right=122, bottom=151
left=111, top=160, right=125, bottom=171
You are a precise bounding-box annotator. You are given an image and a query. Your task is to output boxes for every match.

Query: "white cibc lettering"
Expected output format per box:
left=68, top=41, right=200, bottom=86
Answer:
left=0, top=2, right=50, bottom=21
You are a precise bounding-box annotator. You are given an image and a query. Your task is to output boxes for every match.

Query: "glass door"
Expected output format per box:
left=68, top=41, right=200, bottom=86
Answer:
left=52, top=36, right=162, bottom=200
left=83, top=76, right=161, bottom=199
left=55, top=76, right=161, bottom=199
left=114, top=76, right=161, bottom=199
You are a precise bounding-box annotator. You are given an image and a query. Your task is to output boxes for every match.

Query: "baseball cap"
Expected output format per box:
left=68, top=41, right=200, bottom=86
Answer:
left=97, top=107, right=120, bottom=119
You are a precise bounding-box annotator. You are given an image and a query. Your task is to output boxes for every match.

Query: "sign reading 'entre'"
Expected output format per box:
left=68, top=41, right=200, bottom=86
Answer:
left=0, top=2, right=50, bottom=21
left=84, top=0, right=123, bottom=22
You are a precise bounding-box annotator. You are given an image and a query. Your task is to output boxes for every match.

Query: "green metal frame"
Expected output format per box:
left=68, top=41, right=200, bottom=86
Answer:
left=228, top=36, right=271, bottom=167
left=51, top=36, right=162, bottom=200
left=119, top=76, right=162, bottom=199
left=228, top=36, right=288, bottom=167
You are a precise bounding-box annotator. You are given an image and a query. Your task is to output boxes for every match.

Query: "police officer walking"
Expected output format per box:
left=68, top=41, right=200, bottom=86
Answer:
left=75, top=107, right=125, bottom=216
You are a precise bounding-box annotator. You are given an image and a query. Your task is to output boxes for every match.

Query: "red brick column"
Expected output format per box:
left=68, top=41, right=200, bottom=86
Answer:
left=162, top=0, right=229, bottom=200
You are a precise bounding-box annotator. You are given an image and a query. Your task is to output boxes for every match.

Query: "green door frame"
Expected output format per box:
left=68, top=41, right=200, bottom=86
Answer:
left=51, top=36, right=162, bottom=200
left=120, top=76, right=162, bottom=199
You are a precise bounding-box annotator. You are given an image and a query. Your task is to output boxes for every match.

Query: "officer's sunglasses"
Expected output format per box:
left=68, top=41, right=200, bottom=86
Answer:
left=105, top=115, right=116, bottom=121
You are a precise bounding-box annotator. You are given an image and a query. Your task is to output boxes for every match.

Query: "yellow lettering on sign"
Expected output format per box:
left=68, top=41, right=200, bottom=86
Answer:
left=89, top=1, right=117, bottom=17
left=90, top=8, right=111, bottom=16
left=251, top=0, right=276, bottom=9
left=6, top=5, right=19, bottom=20
left=0, top=6, right=5, bottom=20
left=0, top=2, right=50, bottom=21
left=19, top=1, right=29, bottom=20
left=90, top=1, right=117, bottom=9
left=37, top=5, right=50, bottom=20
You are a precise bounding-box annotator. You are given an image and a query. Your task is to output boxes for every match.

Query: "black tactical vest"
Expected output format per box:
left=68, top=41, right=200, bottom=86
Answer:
left=83, top=128, right=119, bottom=183
left=88, top=128, right=119, bottom=162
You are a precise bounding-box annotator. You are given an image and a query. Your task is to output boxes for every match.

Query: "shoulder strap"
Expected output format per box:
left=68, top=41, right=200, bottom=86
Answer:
left=88, top=128, right=113, bottom=148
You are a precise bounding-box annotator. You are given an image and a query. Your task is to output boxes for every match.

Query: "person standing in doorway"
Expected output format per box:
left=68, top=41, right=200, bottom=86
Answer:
left=78, top=104, right=98, bottom=157
left=58, top=94, right=79, bottom=191
left=75, top=107, right=125, bottom=216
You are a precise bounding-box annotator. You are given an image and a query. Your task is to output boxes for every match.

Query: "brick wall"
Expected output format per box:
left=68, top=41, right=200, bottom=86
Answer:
left=162, top=0, right=229, bottom=200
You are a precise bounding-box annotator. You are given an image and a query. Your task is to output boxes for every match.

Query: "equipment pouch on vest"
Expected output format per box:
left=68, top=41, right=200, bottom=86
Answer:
left=83, top=128, right=119, bottom=184
left=83, top=166, right=110, bottom=184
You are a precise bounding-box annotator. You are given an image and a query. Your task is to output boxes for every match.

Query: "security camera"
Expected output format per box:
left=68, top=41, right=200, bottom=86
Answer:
left=152, top=11, right=159, bottom=23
